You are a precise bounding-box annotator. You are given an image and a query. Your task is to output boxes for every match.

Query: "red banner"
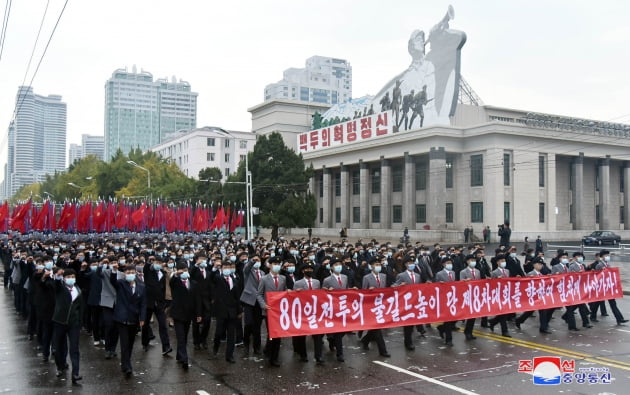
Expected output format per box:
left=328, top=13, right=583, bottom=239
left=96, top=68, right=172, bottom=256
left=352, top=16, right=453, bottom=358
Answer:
left=266, top=269, right=623, bottom=338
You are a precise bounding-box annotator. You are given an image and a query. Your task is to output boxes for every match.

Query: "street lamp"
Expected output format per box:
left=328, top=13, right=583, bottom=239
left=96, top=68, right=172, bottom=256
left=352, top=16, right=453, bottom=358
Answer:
left=43, top=191, right=54, bottom=199
left=127, top=160, right=151, bottom=189
left=67, top=182, right=81, bottom=189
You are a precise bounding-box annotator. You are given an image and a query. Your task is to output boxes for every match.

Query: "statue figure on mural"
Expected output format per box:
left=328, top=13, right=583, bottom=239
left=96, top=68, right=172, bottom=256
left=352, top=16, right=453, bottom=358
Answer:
left=400, top=89, right=415, bottom=130
left=370, top=5, right=466, bottom=130
left=379, top=92, right=391, bottom=112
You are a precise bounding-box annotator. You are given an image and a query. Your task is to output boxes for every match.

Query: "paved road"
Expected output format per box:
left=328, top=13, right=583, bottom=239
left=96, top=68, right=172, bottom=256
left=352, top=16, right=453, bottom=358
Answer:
left=1, top=286, right=629, bottom=394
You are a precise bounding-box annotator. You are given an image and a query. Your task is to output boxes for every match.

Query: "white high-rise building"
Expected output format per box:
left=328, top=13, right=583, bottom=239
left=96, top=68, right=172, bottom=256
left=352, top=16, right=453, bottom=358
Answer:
left=68, top=134, right=105, bottom=166
left=68, top=144, right=82, bottom=166
left=149, top=126, right=255, bottom=180
left=4, top=86, right=66, bottom=197
left=264, top=56, right=352, bottom=105
left=104, top=66, right=198, bottom=161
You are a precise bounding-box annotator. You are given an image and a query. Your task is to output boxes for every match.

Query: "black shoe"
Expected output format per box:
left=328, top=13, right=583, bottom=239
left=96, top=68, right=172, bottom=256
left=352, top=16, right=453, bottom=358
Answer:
left=226, top=357, right=236, bottom=363
left=561, top=314, right=567, bottom=322
left=515, top=321, right=521, bottom=330
left=489, top=323, right=496, bottom=332
left=445, top=341, right=453, bottom=346
left=437, top=325, right=445, bottom=339
left=583, top=324, right=593, bottom=328
left=182, top=362, right=189, bottom=370
left=56, top=370, right=64, bottom=378
left=299, top=356, right=309, bottom=362
left=149, top=335, right=156, bottom=341
left=405, top=344, right=415, bottom=351
left=480, top=322, right=489, bottom=328
left=601, top=313, right=609, bottom=317
left=539, top=329, right=552, bottom=334
left=619, top=319, right=629, bottom=324
left=361, top=339, right=369, bottom=351
left=142, top=345, right=149, bottom=352
left=591, top=318, right=599, bottom=322
left=124, top=370, right=132, bottom=378
left=269, top=359, right=281, bottom=367
left=316, top=358, right=325, bottom=365
left=465, top=334, right=477, bottom=340
left=379, top=352, right=391, bottom=358
left=105, top=351, right=113, bottom=360
left=336, top=356, right=345, bottom=362
left=162, top=347, right=173, bottom=356
left=71, top=375, right=82, bottom=384
left=502, top=332, right=512, bottom=338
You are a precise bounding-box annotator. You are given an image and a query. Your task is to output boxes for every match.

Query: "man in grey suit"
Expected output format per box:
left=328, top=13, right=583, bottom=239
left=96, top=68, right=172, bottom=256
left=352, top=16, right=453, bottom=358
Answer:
left=515, top=258, right=551, bottom=333
left=488, top=254, right=512, bottom=337
left=459, top=254, right=480, bottom=340
left=240, top=254, right=265, bottom=356
left=322, top=258, right=350, bottom=362
left=293, top=262, right=324, bottom=364
left=567, top=252, right=593, bottom=329
left=435, top=257, right=456, bottom=346
left=360, top=261, right=391, bottom=357
left=592, top=249, right=627, bottom=325
left=394, top=257, right=424, bottom=350
left=257, top=256, right=287, bottom=367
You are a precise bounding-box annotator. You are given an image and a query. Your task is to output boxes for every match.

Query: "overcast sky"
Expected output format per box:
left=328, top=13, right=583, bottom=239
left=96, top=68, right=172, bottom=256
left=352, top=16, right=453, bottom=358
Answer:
left=0, top=0, right=629, bottom=175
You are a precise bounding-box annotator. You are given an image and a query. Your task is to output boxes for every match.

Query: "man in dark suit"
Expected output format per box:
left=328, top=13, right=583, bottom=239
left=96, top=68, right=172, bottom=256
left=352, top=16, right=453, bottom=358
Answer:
left=488, top=254, right=513, bottom=337
left=110, top=264, right=147, bottom=377
left=190, top=254, right=212, bottom=350
left=142, top=257, right=172, bottom=355
left=293, top=262, right=324, bottom=364
left=49, top=268, right=83, bottom=384
left=34, top=257, right=56, bottom=362
left=170, top=261, right=203, bottom=370
left=360, top=261, right=390, bottom=357
left=393, top=257, right=425, bottom=350
left=211, top=260, right=242, bottom=363
left=240, top=254, right=265, bottom=356
left=257, top=256, right=287, bottom=367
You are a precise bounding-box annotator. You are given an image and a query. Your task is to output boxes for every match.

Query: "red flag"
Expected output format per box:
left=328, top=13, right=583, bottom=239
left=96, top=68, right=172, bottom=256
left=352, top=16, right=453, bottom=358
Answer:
left=77, top=202, right=92, bottom=232
left=131, top=202, right=147, bottom=226
left=11, top=200, right=32, bottom=233
left=92, top=202, right=106, bottom=232
left=229, top=207, right=238, bottom=232
left=210, top=205, right=225, bottom=230
left=33, top=201, right=50, bottom=231
left=57, top=202, right=76, bottom=231
left=0, top=201, right=9, bottom=232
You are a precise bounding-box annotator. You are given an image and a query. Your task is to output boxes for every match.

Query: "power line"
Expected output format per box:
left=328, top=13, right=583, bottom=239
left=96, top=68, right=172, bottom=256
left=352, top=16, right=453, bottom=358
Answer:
left=13, top=0, right=69, bottom=120
left=0, top=0, right=13, bottom=64
left=18, top=0, right=51, bottom=90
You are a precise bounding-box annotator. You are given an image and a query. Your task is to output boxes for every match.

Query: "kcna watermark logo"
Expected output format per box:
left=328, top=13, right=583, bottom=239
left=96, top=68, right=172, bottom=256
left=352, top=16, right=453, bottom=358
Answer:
left=518, top=357, right=612, bottom=385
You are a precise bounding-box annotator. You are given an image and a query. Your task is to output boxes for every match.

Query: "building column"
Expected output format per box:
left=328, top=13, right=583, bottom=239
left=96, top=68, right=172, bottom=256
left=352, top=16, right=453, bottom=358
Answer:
left=599, top=156, right=611, bottom=230
left=403, top=152, right=416, bottom=229
left=546, top=153, right=557, bottom=231
left=624, top=162, right=630, bottom=230
left=571, top=152, right=584, bottom=230
left=428, top=147, right=447, bottom=228
left=380, top=156, right=391, bottom=228
left=359, top=160, right=369, bottom=228
left=339, top=164, right=349, bottom=228
left=322, top=166, right=332, bottom=228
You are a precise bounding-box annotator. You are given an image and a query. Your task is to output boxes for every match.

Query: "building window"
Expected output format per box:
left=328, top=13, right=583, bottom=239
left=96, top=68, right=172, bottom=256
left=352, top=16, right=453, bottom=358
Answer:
left=240, top=154, right=246, bottom=162
left=224, top=139, right=230, bottom=148
left=225, top=168, right=230, bottom=177
left=335, top=207, right=341, bottom=223
left=504, top=202, right=510, bottom=223
left=319, top=173, right=323, bottom=198
left=415, top=163, right=427, bottom=190
left=371, top=168, right=380, bottom=194
left=569, top=164, right=574, bottom=190
left=239, top=140, right=247, bottom=149
left=539, top=203, right=545, bottom=223
left=372, top=206, right=380, bottom=223
left=352, top=170, right=360, bottom=195
left=470, top=154, right=483, bottom=187
left=353, top=207, right=360, bottom=223
left=416, top=204, right=426, bottom=223
left=471, top=202, right=483, bottom=223
left=393, top=205, right=402, bottom=223
left=596, top=204, right=600, bottom=224
left=503, top=153, right=510, bottom=186
left=539, top=155, right=545, bottom=187
left=225, top=153, right=230, bottom=162
left=621, top=206, right=625, bottom=223
left=446, top=159, right=453, bottom=188
left=621, top=170, right=625, bottom=192
left=207, top=138, right=215, bottom=146
left=446, top=203, right=453, bottom=223
left=207, top=153, right=214, bottom=161
left=392, top=165, right=403, bottom=192
left=570, top=204, right=574, bottom=224
left=595, top=168, right=600, bottom=191
left=319, top=208, right=323, bottom=223
left=334, top=172, right=341, bottom=196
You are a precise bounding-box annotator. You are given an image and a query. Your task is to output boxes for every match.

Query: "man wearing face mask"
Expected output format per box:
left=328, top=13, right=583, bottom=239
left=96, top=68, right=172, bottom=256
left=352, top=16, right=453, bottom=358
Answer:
left=141, top=257, right=172, bottom=355
left=360, top=261, right=391, bottom=357
left=435, top=257, right=457, bottom=345
left=459, top=254, right=481, bottom=340
left=550, top=251, right=577, bottom=329
left=591, top=250, right=628, bottom=326
left=393, top=257, right=424, bottom=350
left=36, top=257, right=56, bottom=362
left=322, top=258, right=351, bottom=362
left=283, top=259, right=298, bottom=290
left=191, top=254, right=212, bottom=350
left=567, top=252, right=593, bottom=329
left=240, top=254, right=265, bottom=356
left=514, top=258, right=552, bottom=333
left=170, top=262, right=203, bottom=370
left=487, top=255, right=512, bottom=338
left=257, top=256, right=287, bottom=367
left=293, top=262, right=324, bottom=364
left=506, top=246, right=525, bottom=277
left=211, top=260, right=242, bottom=363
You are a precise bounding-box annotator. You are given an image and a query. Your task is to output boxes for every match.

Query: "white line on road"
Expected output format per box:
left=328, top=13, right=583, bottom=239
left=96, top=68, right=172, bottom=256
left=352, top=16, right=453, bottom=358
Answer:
left=616, top=329, right=630, bottom=333
left=374, top=361, right=478, bottom=395
left=196, top=391, right=211, bottom=395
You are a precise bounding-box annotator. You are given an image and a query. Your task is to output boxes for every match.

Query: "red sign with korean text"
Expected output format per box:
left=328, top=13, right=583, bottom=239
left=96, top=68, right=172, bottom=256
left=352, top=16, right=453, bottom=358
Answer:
left=266, top=269, right=623, bottom=338
left=298, top=111, right=393, bottom=153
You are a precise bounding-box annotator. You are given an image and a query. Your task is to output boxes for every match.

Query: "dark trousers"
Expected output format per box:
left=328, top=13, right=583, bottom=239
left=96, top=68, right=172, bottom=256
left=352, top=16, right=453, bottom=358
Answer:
left=264, top=317, right=281, bottom=362
left=590, top=300, right=609, bottom=318
left=214, top=317, right=239, bottom=359
left=561, top=306, right=578, bottom=329
left=328, top=332, right=345, bottom=357
left=243, top=303, right=263, bottom=352
left=90, top=305, right=103, bottom=341
left=27, top=304, right=38, bottom=336
left=464, top=318, right=476, bottom=334
left=577, top=304, right=591, bottom=325
left=101, top=307, right=119, bottom=353
left=606, top=299, right=625, bottom=323
left=83, top=303, right=93, bottom=332
left=438, top=321, right=455, bottom=342
left=489, top=314, right=509, bottom=334
left=403, top=325, right=415, bottom=347
left=142, top=305, right=170, bottom=350
left=192, top=316, right=211, bottom=346
left=174, top=319, right=191, bottom=363
left=293, top=334, right=323, bottom=360
left=3, top=268, right=11, bottom=287
left=518, top=308, right=550, bottom=331
left=41, top=319, right=54, bottom=359
left=117, top=323, right=139, bottom=373
left=53, top=322, right=80, bottom=376
left=361, top=329, right=387, bottom=354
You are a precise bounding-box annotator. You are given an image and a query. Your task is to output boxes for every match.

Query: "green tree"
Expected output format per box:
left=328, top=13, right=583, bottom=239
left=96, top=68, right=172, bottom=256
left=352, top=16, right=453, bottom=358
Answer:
left=197, top=167, right=223, bottom=204
left=224, top=132, right=316, bottom=239
left=10, top=183, right=41, bottom=203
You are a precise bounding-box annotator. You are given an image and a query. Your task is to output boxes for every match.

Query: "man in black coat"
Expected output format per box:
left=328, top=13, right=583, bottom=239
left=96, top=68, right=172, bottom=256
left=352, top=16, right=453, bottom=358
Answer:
left=141, top=257, right=171, bottom=355
left=34, top=257, right=56, bottom=362
left=170, top=261, right=203, bottom=370
left=190, top=254, right=212, bottom=350
left=211, top=260, right=243, bottom=363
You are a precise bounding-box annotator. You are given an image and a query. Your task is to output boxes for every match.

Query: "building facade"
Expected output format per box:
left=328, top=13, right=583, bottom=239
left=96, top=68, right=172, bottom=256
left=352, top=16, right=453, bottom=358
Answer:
left=264, top=56, right=352, bottom=106
left=68, top=134, right=105, bottom=166
left=149, top=126, right=255, bottom=180
left=4, top=86, right=67, bottom=198
left=104, top=66, right=197, bottom=161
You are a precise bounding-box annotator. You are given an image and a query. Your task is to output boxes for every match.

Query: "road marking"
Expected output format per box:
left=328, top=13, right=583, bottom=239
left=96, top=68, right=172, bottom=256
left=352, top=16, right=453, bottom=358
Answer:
left=472, top=329, right=630, bottom=371
left=374, top=361, right=478, bottom=395
left=196, top=391, right=211, bottom=395
left=616, top=329, right=630, bottom=333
